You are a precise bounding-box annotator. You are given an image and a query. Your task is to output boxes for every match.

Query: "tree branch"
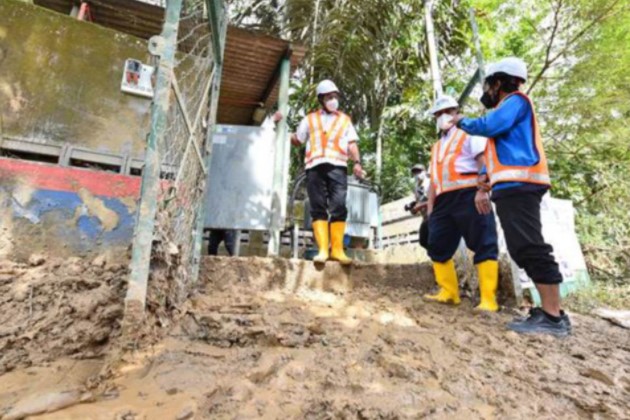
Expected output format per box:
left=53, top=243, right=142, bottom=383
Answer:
left=527, top=0, right=563, bottom=94
left=528, top=0, right=623, bottom=94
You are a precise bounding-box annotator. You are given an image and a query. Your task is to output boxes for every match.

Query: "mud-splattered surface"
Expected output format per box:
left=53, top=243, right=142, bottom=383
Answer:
left=1, top=256, right=629, bottom=419
left=0, top=257, right=127, bottom=375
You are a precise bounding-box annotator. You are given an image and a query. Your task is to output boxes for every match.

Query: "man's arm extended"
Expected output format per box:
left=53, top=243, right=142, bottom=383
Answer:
left=455, top=95, right=528, bottom=138
left=348, top=141, right=365, bottom=179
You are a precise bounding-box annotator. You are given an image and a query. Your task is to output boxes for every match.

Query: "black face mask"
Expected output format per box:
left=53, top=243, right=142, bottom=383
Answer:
left=480, top=91, right=498, bottom=109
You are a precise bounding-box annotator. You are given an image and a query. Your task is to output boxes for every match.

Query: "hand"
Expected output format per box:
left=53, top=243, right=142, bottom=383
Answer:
left=475, top=189, right=492, bottom=215
left=353, top=163, right=366, bottom=179
left=411, top=202, right=426, bottom=215
left=477, top=174, right=491, bottom=192
left=451, top=114, right=465, bottom=127
left=272, top=111, right=283, bottom=123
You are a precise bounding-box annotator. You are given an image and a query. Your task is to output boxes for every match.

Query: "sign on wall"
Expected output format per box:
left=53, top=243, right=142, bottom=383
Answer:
left=120, top=59, right=155, bottom=99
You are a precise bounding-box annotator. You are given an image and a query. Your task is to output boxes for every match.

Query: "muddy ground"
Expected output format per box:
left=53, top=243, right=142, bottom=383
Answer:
left=0, top=256, right=127, bottom=375
left=0, top=256, right=629, bottom=419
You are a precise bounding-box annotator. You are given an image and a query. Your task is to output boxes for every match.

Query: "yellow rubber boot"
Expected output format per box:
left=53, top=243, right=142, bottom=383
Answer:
left=312, top=220, right=329, bottom=263
left=475, top=260, right=499, bottom=312
left=425, top=259, right=460, bottom=305
left=330, top=221, right=352, bottom=265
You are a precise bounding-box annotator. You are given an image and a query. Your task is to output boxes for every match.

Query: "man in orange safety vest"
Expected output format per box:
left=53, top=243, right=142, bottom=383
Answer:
left=291, top=80, right=365, bottom=265
left=424, top=95, right=500, bottom=312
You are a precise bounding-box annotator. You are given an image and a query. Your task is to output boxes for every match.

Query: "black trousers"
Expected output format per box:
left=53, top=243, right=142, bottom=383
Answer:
left=306, top=163, right=348, bottom=222
left=419, top=218, right=429, bottom=250
left=494, top=191, right=562, bottom=285
left=208, top=229, right=236, bottom=256
left=428, top=188, right=498, bottom=264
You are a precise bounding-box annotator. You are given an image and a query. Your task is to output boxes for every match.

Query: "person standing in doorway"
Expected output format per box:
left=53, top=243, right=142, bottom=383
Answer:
left=208, top=229, right=236, bottom=256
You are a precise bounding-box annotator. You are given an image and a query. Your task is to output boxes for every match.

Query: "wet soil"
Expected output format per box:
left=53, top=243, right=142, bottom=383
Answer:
left=0, top=256, right=629, bottom=419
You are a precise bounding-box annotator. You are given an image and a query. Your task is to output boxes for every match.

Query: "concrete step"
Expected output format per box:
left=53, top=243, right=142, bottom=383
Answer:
left=199, top=256, right=518, bottom=306
left=200, top=256, right=435, bottom=295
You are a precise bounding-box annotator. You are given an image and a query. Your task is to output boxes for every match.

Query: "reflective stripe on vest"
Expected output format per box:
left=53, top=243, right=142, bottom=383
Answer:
left=485, top=92, right=551, bottom=187
left=305, top=111, right=350, bottom=165
left=430, top=128, right=478, bottom=196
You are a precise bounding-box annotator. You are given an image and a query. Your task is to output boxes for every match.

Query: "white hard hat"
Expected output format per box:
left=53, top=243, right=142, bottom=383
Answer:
left=316, top=79, right=340, bottom=96
left=428, top=95, right=459, bottom=115
left=485, top=57, right=528, bottom=82
left=411, top=163, right=425, bottom=173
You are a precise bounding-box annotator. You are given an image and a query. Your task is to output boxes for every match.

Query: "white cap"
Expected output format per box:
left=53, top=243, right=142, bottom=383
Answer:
left=411, top=163, right=425, bottom=173
left=485, top=57, right=528, bottom=82
left=428, top=95, right=459, bottom=115
left=316, top=79, right=340, bottom=96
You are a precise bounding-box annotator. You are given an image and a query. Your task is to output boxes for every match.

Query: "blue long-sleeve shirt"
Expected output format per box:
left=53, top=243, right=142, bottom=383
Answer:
left=458, top=94, right=548, bottom=197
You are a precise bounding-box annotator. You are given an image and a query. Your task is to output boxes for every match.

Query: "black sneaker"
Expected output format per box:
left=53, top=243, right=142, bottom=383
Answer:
left=512, top=308, right=572, bottom=329
left=507, top=308, right=571, bottom=337
left=560, top=310, right=572, bottom=331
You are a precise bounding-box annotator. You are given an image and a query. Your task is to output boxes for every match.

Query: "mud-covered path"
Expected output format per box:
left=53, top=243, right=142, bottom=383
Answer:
left=1, top=257, right=629, bottom=419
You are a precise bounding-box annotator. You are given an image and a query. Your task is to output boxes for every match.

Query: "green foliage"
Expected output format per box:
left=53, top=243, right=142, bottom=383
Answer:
left=564, top=282, right=630, bottom=314
left=229, top=0, right=630, bottom=285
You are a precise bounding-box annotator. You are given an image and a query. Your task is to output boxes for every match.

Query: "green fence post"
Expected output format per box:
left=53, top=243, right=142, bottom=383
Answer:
left=267, top=53, right=291, bottom=256
left=191, top=0, right=227, bottom=281
left=124, top=0, right=183, bottom=319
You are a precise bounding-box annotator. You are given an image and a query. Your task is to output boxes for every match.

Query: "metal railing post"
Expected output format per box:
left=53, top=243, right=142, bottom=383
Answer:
left=191, top=0, right=227, bottom=281
left=124, top=0, right=183, bottom=319
left=267, top=53, right=291, bottom=256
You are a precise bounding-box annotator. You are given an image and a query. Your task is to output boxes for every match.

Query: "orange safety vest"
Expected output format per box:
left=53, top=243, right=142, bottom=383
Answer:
left=485, top=91, right=551, bottom=187
left=305, top=110, right=351, bottom=167
left=430, top=128, right=478, bottom=196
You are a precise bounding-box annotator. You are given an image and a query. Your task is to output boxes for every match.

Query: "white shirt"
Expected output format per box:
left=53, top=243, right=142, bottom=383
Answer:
left=414, top=173, right=430, bottom=201
left=436, top=127, right=487, bottom=173
left=296, top=110, right=359, bottom=169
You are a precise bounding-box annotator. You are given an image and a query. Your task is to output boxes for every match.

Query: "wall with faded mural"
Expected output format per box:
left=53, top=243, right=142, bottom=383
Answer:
left=0, top=0, right=153, bottom=260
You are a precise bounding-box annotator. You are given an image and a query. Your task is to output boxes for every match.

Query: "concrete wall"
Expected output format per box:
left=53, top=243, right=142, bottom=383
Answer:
left=0, top=0, right=151, bottom=157
left=0, top=1, right=157, bottom=261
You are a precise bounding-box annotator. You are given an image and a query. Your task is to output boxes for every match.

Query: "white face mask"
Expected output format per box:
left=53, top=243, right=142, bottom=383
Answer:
left=436, top=113, right=454, bottom=131
left=325, top=98, right=339, bottom=112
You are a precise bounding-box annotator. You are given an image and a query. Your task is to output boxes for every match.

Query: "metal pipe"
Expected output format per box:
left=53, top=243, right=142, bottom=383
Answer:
left=424, top=0, right=443, bottom=98
left=288, top=171, right=307, bottom=258
left=233, top=230, right=242, bottom=256
left=469, top=7, right=485, bottom=82
left=77, top=2, right=90, bottom=21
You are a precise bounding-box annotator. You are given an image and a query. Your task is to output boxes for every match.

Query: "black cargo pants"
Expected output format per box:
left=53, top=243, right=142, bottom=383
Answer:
left=494, top=191, right=563, bottom=284
left=306, top=163, right=348, bottom=223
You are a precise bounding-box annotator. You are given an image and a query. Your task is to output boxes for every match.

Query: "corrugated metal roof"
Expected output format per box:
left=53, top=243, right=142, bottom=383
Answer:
left=33, top=0, right=306, bottom=125
left=219, top=26, right=306, bottom=125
